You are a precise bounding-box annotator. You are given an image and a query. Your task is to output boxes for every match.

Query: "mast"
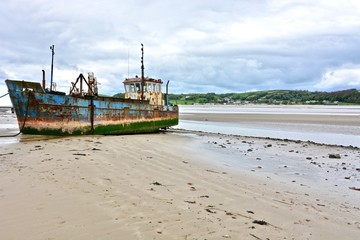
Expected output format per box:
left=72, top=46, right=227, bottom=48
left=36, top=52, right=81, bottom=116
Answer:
left=50, top=45, right=55, bottom=91
left=127, top=47, right=130, bottom=79
left=141, top=43, right=145, bottom=100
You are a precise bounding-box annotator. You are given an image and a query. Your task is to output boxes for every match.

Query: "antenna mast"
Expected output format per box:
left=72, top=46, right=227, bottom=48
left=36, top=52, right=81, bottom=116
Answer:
left=50, top=45, right=55, bottom=91
left=141, top=43, right=145, bottom=100
left=127, top=47, right=130, bottom=79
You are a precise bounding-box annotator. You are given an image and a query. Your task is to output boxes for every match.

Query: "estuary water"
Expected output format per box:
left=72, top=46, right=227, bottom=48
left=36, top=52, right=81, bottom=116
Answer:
left=175, top=105, right=360, bottom=147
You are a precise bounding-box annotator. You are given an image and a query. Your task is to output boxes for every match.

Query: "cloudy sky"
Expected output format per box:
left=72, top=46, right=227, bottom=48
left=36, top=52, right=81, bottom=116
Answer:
left=1, top=0, right=360, bottom=105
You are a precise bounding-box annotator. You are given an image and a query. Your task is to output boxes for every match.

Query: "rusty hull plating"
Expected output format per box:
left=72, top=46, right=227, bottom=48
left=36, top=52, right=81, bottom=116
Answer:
left=5, top=78, right=178, bottom=135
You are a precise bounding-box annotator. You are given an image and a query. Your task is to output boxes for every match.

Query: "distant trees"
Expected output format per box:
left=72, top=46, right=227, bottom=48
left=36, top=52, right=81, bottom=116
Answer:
left=113, top=93, right=125, bottom=98
left=112, top=89, right=360, bottom=104
left=166, top=89, right=360, bottom=105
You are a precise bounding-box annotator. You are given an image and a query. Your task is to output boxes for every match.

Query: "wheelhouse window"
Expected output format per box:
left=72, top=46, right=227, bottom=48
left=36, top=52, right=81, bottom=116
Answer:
left=147, top=83, right=152, bottom=92
left=135, top=83, right=141, bottom=92
left=130, top=84, right=135, bottom=92
left=125, top=84, right=130, bottom=93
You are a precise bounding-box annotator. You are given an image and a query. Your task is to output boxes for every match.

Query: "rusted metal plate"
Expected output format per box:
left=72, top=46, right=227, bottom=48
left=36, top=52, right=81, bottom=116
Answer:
left=6, top=80, right=178, bottom=135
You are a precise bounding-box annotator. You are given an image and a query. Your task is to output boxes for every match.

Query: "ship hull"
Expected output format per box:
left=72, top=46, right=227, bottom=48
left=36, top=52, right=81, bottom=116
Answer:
left=6, top=80, right=178, bottom=135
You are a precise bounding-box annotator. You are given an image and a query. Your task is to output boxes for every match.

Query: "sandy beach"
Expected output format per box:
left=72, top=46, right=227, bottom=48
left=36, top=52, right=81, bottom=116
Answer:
left=0, top=109, right=359, bottom=239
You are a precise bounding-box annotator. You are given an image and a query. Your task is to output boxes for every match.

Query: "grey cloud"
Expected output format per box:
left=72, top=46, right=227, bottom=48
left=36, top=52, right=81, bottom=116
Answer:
left=1, top=0, right=360, bottom=94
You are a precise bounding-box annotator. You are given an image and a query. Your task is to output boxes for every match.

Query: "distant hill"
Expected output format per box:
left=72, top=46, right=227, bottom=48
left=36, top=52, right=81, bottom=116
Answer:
left=167, top=89, right=360, bottom=105
left=113, top=93, right=125, bottom=98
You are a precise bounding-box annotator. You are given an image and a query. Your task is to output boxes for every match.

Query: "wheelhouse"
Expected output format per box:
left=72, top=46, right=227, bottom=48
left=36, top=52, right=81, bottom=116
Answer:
left=123, top=76, right=164, bottom=105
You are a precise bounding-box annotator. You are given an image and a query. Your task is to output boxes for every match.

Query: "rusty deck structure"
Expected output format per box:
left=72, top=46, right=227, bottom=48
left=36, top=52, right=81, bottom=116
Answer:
left=5, top=45, right=178, bottom=135
left=5, top=76, right=178, bottom=135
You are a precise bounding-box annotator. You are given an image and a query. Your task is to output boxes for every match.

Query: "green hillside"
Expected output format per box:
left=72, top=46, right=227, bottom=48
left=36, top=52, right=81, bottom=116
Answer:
left=168, top=89, right=360, bottom=105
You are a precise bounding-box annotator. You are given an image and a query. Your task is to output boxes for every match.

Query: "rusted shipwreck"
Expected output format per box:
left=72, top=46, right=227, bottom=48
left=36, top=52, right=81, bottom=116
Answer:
left=5, top=47, right=178, bottom=135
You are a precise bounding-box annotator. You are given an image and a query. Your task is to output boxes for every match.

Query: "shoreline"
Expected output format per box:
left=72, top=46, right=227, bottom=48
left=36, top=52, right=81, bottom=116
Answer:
left=169, top=129, right=360, bottom=201
left=178, top=105, right=360, bottom=148
left=180, top=111, right=360, bottom=126
left=169, top=128, right=360, bottom=149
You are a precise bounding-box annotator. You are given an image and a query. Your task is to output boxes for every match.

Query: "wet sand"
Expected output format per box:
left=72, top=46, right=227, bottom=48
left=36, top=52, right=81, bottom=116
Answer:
left=180, top=111, right=360, bottom=126
left=179, top=105, right=360, bottom=146
left=0, top=110, right=359, bottom=239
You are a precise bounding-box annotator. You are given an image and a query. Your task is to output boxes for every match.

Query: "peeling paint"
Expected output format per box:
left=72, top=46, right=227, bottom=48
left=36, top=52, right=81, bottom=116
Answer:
left=6, top=80, right=178, bottom=135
